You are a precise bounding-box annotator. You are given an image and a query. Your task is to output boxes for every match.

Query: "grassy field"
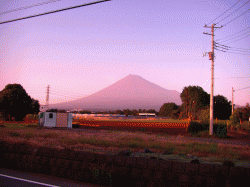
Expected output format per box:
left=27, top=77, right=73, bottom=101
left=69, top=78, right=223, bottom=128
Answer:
left=0, top=122, right=249, bottom=166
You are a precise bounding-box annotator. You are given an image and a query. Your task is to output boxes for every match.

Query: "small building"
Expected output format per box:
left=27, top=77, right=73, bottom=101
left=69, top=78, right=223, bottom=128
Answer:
left=38, top=112, right=73, bottom=128
left=138, top=113, right=157, bottom=117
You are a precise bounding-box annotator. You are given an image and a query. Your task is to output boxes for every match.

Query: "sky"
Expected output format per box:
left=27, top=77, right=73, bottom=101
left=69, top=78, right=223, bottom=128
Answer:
left=0, top=0, right=249, bottom=108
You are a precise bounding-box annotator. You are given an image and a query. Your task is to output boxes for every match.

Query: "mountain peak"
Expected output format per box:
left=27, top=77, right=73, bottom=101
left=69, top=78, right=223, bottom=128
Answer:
left=50, top=75, right=182, bottom=111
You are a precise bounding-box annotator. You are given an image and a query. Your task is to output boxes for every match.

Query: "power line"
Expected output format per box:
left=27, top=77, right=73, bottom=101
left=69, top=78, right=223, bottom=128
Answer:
left=215, top=42, right=250, bottom=51
left=217, top=26, right=250, bottom=41
left=0, top=0, right=61, bottom=15
left=217, top=30, right=250, bottom=42
left=215, top=0, right=250, bottom=25
left=207, top=0, right=241, bottom=25
left=225, top=34, right=250, bottom=44
left=234, top=86, right=250, bottom=91
left=51, top=88, right=88, bottom=96
left=214, top=77, right=250, bottom=79
left=0, top=0, right=111, bottom=25
left=223, top=8, right=250, bottom=26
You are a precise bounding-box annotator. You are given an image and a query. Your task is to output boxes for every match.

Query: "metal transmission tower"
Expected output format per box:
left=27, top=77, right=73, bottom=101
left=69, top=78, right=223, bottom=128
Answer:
left=203, top=24, right=222, bottom=135
left=45, top=85, right=50, bottom=111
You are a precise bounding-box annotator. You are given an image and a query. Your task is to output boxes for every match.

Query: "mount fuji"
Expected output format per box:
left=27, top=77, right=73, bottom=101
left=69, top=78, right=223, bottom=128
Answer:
left=49, top=74, right=182, bottom=111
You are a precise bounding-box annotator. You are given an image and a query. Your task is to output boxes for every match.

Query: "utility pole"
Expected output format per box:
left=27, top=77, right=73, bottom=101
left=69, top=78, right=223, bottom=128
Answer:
left=232, top=87, right=234, bottom=114
left=204, top=24, right=222, bottom=135
left=46, top=85, right=50, bottom=111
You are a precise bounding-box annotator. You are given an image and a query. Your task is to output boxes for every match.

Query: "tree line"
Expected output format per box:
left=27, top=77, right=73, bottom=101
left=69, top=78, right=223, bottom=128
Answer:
left=0, top=84, right=248, bottom=123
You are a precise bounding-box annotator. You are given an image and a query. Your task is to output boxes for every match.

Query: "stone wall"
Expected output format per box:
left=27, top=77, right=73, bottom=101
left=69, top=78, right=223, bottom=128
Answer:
left=0, top=141, right=249, bottom=187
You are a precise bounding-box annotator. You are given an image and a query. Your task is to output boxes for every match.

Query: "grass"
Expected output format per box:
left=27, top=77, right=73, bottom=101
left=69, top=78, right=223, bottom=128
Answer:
left=1, top=122, right=38, bottom=129
left=0, top=122, right=249, bottom=165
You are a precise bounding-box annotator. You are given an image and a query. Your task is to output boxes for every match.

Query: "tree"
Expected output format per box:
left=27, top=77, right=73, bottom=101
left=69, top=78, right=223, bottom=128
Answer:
left=230, top=103, right=250, bottom=125
left=158, top=103, right=178, bottom=117
left=180, top=86, right=210, bottom=120
left=214, top=95, right=231, bottom=120
left=46, top=108, right=58, bottom=112
left=0, top=84, right=39, bottom=121
left=171, top=109, right=180, bottom=119
left=30, top=98, right=40, bottom=114
left=198, top=107, right=210, bottom=123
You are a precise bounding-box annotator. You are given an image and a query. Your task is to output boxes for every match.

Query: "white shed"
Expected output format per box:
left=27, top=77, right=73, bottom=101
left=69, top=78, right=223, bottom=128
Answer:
left=38, top=112, right=73, bottom=128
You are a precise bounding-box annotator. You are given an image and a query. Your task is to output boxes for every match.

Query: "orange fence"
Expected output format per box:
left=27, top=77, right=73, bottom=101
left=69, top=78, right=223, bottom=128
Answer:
left=74, top=120, right=190, bottom=134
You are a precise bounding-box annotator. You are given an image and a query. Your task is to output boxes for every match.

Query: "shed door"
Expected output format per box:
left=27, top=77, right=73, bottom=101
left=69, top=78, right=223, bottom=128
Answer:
left=56, top=113, right=68, bottom=127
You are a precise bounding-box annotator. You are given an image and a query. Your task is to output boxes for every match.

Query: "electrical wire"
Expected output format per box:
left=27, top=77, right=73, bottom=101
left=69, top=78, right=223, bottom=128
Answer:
left=224, top=34, right=250, bottom=44
left=0, top=0, right=61, bottom=15
left=215, top=0, right=250, bottom=25
left=234, top=86, right=250, bottom=91
left=214, top=77, right=250, bottom=79
left=51, top=88, right=87, bottom=96
left=217, top=30, right=250, bottom=42
left=222, top=8, right=250, bottom=26
left=0, top=0, right=111, bottom=25
left=215, top=42, right=250, bottom=52
left=217, top=26, right=250, bottom=41
left=207, top=0, right=241, bottom=25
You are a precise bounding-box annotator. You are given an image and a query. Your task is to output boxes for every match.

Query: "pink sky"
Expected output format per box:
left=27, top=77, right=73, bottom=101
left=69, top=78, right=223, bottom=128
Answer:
left=0, top=0, right=249, bottom=108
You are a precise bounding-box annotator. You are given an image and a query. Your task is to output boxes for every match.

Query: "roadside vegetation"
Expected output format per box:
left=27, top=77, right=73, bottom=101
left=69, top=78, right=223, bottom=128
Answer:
left=0, top=122, right=249, bottom=165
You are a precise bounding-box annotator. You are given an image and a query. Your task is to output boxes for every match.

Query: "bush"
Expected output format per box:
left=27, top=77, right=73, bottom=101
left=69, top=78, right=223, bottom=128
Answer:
left=198, top=108, right=210, bottom=123
left=237, top=121, right=250, bottom=132
left=188, top=121, right=209, bottom=134
left=25, top=114, right=39, bottom=120
left=188, top=121, right=227, bottom=138
left=214, top=123, right=227, bottom=138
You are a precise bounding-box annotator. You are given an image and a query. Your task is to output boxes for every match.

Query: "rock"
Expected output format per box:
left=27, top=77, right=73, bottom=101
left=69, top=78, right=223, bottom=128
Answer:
left=163, top=151, right=172, bottom=155
left=117, top=150, right=132, bottom=156
left=190, top=159, right=200, bottom=164
left=223, top=160, right=235, bottom=167
left=150, top=156, right=157, bottom=159
left=144, top=148, right=153, bottom=153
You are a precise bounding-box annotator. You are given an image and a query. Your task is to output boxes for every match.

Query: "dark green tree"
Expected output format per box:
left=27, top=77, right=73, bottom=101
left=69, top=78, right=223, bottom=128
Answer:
left=180, top=86, right=210, bottom=120
left=230, top=103, right=250, bottom=124
left=30, top=98, right=40, bottom=114
left=132, top=109, right=138, bottom=116
left=0, top=84, right=39, bottom=121
left=214, top=95, right=231, bottom=120
left=146, top=109, right=157, bottom=114
left=158, top=103, right=178, bottom=117
left=46, top=108, right=58, bottom=112
left=171, top=109, right=180, bottom=119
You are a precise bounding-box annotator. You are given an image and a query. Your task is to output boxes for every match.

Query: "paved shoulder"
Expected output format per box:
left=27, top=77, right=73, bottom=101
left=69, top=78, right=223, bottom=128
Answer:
left=0, top=167, right=101, bottom=187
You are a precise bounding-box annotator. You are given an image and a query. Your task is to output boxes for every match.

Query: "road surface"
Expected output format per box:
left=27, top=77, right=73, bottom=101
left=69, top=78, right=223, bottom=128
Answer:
left=0, top=167, right=101, bottom=187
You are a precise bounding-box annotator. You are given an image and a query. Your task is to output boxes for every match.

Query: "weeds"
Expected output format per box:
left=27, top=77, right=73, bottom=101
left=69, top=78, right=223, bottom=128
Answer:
left=209, top=143, right=218, bottom=153
left=0, top=122, right=249, bottom=163
left=42, top=132, right=59, bottom=138
left=24, top=132, right=34, bottom=139
left=9, top=131, right=20, bottom=137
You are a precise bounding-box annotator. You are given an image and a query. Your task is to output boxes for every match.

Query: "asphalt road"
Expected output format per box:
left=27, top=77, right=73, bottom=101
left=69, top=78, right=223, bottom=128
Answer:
left=0, top=168, right=101, bottom=187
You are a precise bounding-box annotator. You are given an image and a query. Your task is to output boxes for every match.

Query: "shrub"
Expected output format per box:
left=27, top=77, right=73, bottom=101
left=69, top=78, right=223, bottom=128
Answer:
left=9, top=132, right=20, bottom=137
left=188, top=121, right=227, bottom=138
left=188, top=121, right=208, bottom=134
left=237, top=121, right=250, bottom=132
left=198, top=108, right=210, bottom=123
left=214, top=123, right=227, bottom=138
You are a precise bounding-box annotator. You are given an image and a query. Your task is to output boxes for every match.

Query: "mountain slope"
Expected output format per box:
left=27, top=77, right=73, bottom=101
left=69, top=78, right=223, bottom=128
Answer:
left=50, top=74, right=182, bottom=111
